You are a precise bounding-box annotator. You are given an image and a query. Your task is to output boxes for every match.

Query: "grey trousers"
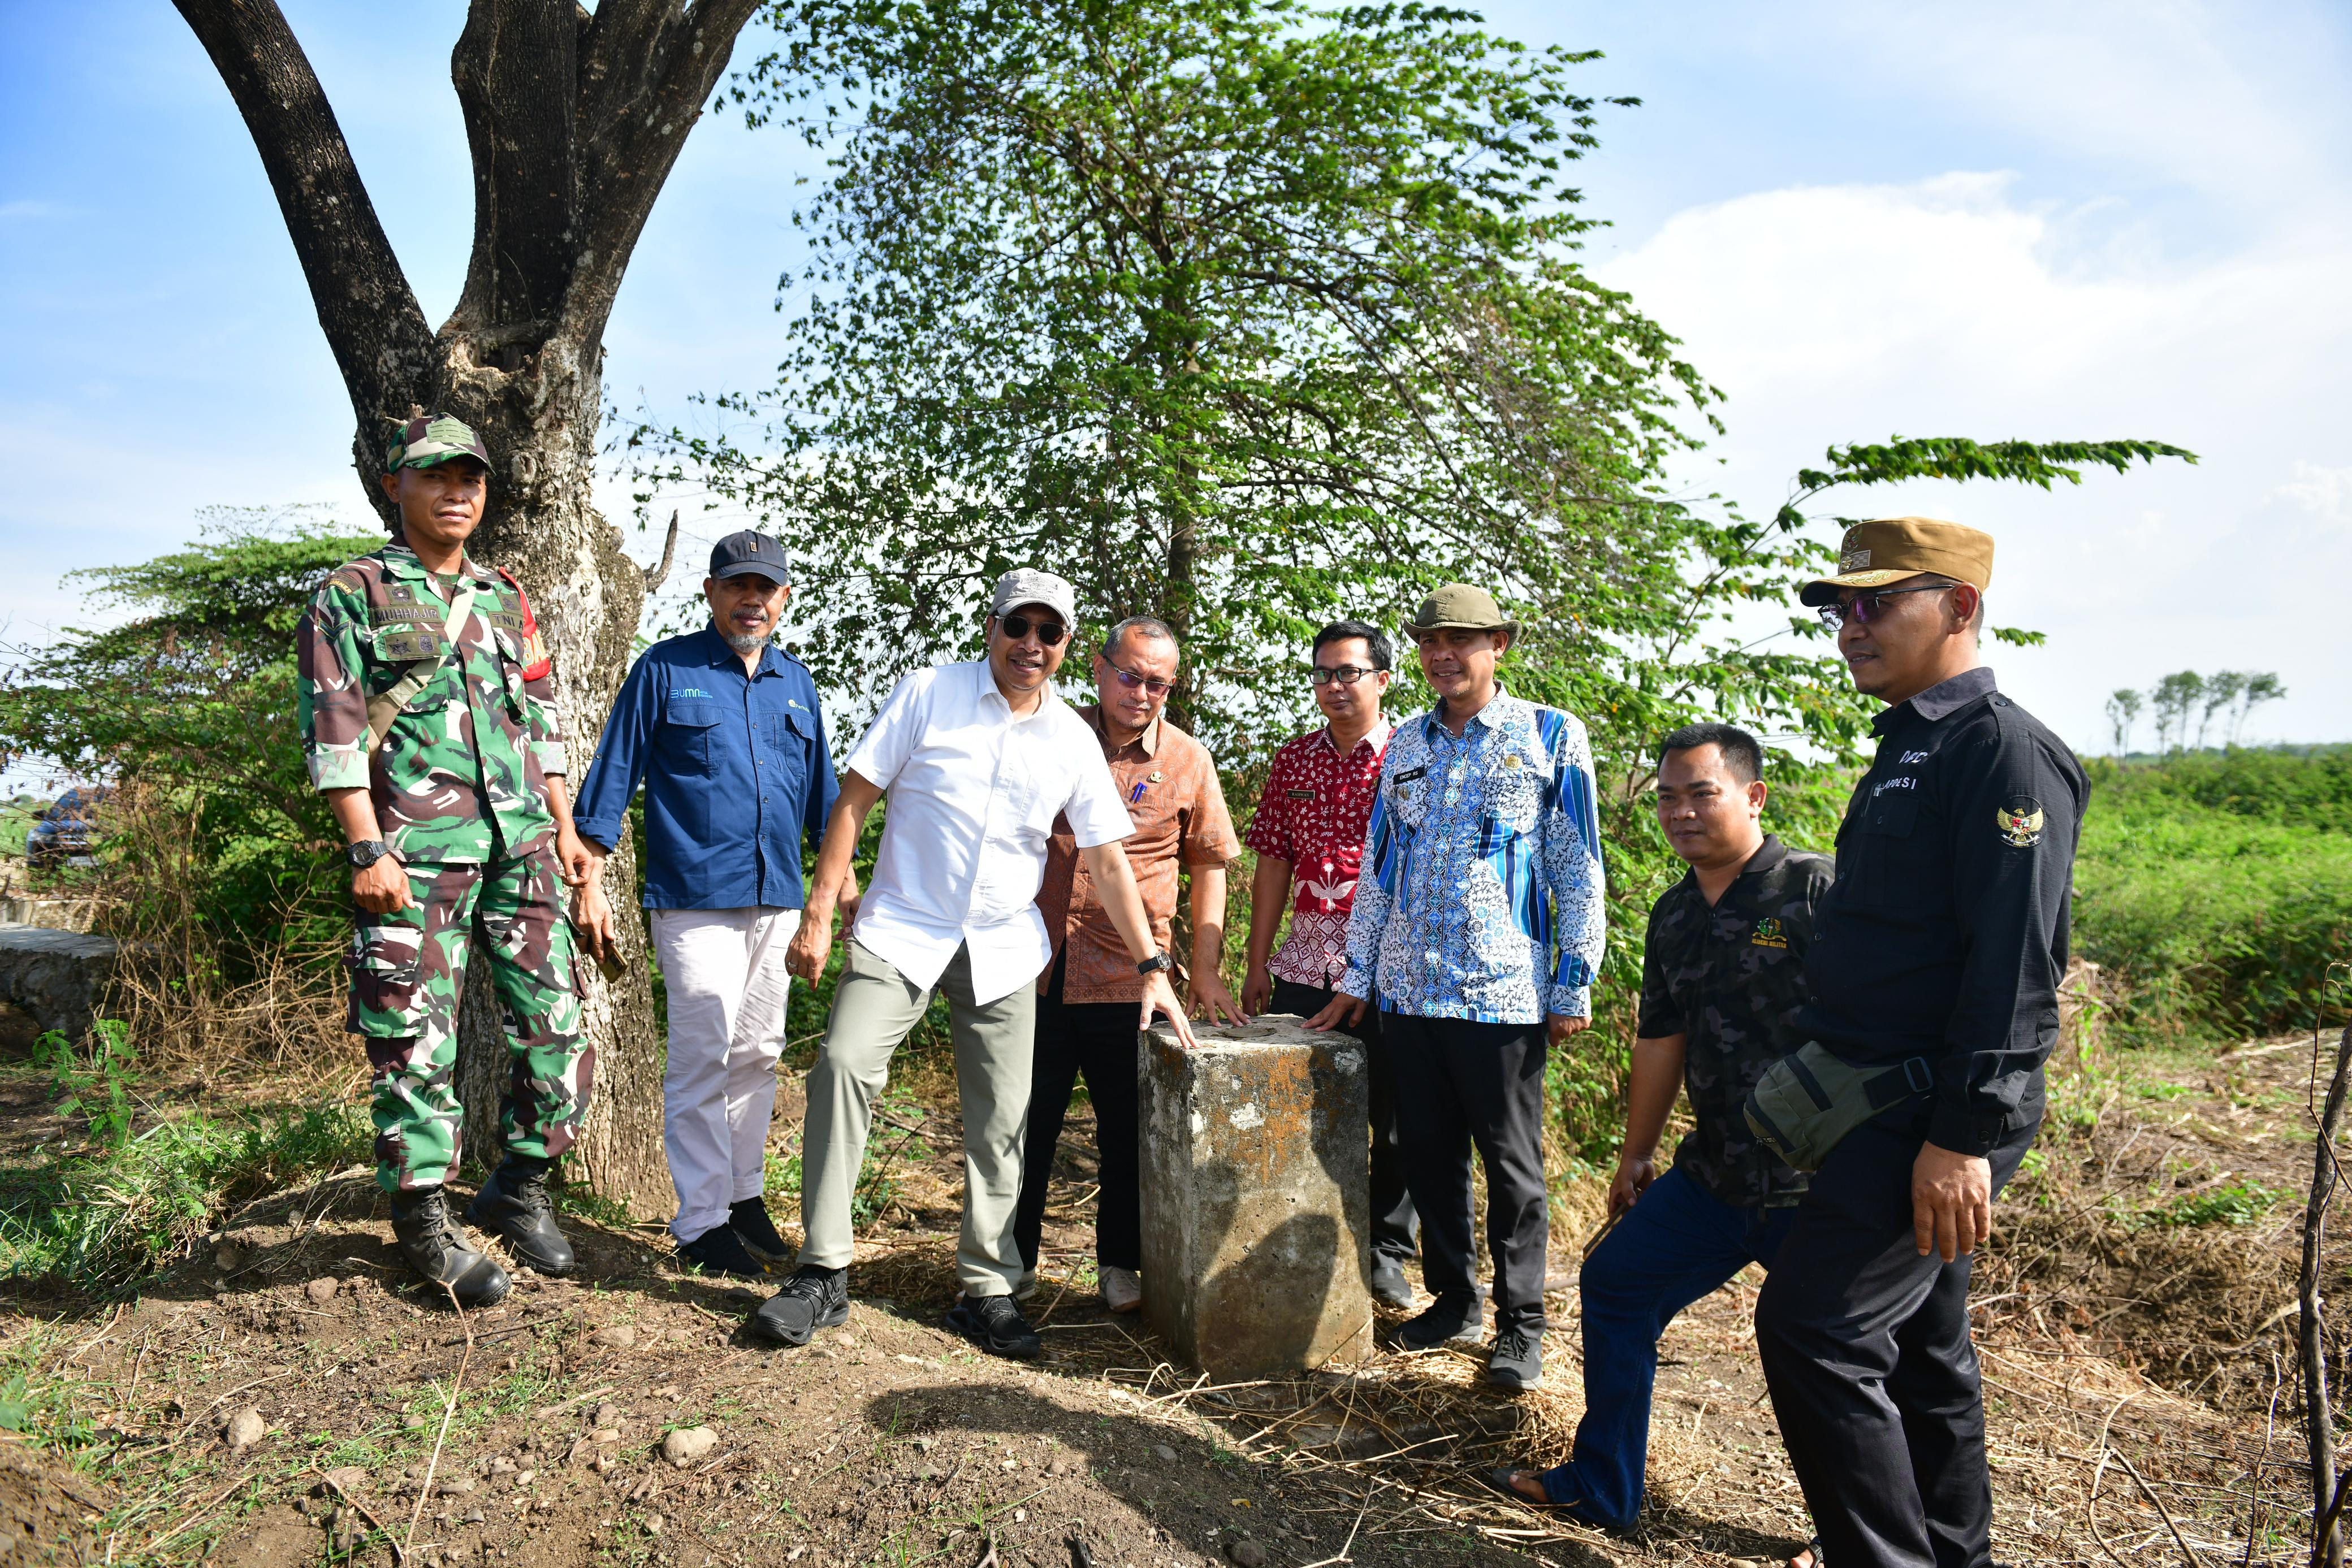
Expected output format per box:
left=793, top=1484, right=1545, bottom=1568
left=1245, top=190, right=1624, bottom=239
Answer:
left=797, top=939, right=1036, bottom=1296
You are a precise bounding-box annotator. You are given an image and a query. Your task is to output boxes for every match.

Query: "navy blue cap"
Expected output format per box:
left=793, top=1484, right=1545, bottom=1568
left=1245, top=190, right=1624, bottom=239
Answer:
left=710, top=529, right=791, bottom=586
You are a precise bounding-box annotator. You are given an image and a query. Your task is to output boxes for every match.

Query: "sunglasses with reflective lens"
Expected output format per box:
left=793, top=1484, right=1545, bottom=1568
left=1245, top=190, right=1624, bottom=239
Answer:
left=1816, top=583, right=1954, bottom=630
left=1309, top=665, right=1379, bottom=686
left=998, top=612, right=1069, bottom=646
left=1102, top=657, right=1175, bottom=698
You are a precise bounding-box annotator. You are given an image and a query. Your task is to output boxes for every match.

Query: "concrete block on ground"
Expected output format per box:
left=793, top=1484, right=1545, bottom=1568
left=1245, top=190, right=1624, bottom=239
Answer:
left=1138, top=1014, right=1372, bottom=1379
left=0, top=927, right=122, bottom=1040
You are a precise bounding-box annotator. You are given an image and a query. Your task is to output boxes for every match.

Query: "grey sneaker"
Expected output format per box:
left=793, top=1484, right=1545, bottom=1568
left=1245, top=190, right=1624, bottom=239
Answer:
left=1398, top=1291, right=1484, bottom=1350
left=1099, top=1264, right=1142, bottom=1314
left=749, top=1265, right=849, bottom=1347
left=1486, top=1324, right=1544, bottom=1392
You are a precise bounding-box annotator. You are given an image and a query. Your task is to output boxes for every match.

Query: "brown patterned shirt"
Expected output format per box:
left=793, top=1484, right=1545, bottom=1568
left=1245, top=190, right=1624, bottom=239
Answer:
left=1037, top=707, right=1241, bottom=1003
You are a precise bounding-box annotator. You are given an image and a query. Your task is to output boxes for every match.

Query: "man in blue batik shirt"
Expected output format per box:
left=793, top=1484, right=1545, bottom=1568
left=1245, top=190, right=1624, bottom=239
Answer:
left=572, top=530, right=844, bottom=1281
left=1311, top=583, right=1605, bottom=1393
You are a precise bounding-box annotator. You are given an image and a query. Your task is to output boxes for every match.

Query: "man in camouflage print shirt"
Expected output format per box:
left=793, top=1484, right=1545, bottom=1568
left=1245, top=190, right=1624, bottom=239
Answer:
left=296, top=413, right=595, bottom=1309
left=1491, top=724, right=1832, bottom=1533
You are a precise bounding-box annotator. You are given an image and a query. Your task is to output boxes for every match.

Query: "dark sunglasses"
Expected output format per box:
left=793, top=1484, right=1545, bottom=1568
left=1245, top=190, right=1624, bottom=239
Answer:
left=1102, top=656, right=1175, bottom=698
left=1309, top=665, right=1380, bottom=686
left=1816, top=583, right=1953, bottom=630
left=998, top=612, right=1069, bottom=646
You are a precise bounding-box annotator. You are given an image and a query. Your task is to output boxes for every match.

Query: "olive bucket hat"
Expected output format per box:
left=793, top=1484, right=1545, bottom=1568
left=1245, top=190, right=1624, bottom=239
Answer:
left=1403, top=583, right=1519, bottom=638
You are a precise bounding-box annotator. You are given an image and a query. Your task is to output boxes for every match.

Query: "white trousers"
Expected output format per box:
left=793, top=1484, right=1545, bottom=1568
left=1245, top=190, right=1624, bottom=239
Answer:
left=649, top=906, right=802, bottom=1242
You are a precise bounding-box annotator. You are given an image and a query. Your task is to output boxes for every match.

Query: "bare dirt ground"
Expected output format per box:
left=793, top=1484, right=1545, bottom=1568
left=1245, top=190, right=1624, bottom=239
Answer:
left=2, top=1026, right=2336, bottom=1568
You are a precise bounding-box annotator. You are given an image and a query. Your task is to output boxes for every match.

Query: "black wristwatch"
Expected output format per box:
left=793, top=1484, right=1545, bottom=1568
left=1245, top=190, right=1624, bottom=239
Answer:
left=1135, top=950, right=1173, bottom=977
left=346, top=840, right=394, bottom=869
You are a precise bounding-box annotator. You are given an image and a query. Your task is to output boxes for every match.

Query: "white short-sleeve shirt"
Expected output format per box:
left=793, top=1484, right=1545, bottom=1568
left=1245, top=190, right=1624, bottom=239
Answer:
left=845, top=659, right=1134, bottom=1003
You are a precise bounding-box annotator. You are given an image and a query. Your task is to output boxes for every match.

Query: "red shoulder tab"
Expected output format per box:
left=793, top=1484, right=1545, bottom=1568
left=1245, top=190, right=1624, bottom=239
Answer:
left=494, top=567, right=554, bottom=682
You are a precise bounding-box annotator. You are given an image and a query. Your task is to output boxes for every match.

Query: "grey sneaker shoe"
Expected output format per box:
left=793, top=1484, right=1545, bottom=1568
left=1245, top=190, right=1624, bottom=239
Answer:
left=1368, top=1253, right=1416, bottom=1310
left=945, top=1294, right=1042, bottom=1360
left=1398, top=1291, right=1484, bottom=1350
left=749, top=1265, right=849, bottom=1347
left=1486, top=1324, right=1544, bottom=1392
left=1099, top=1264, right=1143, bottom=1314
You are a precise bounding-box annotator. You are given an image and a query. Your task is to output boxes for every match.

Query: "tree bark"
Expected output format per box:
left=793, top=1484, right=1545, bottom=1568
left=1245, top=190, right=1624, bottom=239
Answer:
left=2303, top=1021, right=2352, bottom=1568
left=174, top=0, right=763, bottom=1212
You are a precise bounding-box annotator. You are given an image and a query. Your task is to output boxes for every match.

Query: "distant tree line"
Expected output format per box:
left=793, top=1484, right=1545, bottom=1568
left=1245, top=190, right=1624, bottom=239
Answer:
left=2104, top=670, right=2285, bottom=756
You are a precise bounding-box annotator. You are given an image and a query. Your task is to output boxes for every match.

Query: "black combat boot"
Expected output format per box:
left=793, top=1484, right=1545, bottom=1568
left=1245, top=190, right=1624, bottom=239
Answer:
left=391, top=1187, right=511, bottom=1309
left=466, top=1154, right=575, bottom=1276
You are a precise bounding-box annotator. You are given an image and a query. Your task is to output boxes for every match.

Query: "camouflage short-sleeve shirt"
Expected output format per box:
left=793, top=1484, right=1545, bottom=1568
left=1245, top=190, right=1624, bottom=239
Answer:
left=1639, top=835, right=1833, bottom=1209
left=296, top=542, right=569, bottom=864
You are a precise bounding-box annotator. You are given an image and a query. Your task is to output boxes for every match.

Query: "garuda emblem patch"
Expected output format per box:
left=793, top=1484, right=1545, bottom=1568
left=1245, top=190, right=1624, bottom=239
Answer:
left=1996, top=796, right=2045, bottom=848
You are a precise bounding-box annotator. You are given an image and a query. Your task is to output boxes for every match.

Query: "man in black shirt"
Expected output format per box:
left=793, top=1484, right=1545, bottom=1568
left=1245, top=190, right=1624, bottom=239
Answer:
left=1756, top=517, right=2087, bottom=1568
left=1487, top=724, right=1831, bottom=1531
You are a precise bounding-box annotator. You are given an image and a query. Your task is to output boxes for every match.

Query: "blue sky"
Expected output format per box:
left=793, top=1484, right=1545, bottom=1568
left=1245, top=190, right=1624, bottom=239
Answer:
left=3, top=1, right=2346, bottom=757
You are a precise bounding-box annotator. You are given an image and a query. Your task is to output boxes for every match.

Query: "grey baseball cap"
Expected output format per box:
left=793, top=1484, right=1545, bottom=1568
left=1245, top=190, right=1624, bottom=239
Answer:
left=988, top=568, right=1076, bottom=627
left=709, top=529, right=792, bottom=586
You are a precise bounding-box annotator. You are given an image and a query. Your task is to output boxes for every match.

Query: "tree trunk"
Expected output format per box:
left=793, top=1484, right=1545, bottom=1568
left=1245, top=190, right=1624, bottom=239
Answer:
left=446, top=333, right=667, bottom=1207
left=172, top=0, right=765, bottom=1214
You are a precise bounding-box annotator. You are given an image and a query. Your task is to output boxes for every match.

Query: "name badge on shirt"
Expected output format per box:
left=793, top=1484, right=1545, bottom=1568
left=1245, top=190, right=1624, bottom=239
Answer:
left=1286, top=789, right=1316, bottom=800
left=1394, top=766, right=1428, bottom=786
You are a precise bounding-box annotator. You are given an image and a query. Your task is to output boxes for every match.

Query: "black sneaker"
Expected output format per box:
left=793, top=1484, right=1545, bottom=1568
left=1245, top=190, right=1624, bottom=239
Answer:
left=749, top=1265, right=849, bottom=1347
left=465, top=1154, right=574, bottom=1276
left=1398, top=1290, right=1484, bottom=1350
left=1368, top=1253, right=1416, bottom=1311
left=392, top=1187, right=511, bottom=1309
left=677, top=1224, right=773, bottom=1281
left=728, top=1197, right=792, bottom=1265
left=1486, top=1323, right=1544, bottom=1392
left=944, top=1294, right=1042, bottom=1361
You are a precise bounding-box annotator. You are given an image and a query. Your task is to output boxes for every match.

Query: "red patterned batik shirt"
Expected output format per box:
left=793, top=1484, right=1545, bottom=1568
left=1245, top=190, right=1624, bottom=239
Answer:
left=1243, top=721, right=1391, bottom=987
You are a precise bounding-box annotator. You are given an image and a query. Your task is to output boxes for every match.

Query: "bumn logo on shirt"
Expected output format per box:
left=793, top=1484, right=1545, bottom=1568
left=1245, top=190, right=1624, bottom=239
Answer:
left=1752, top=917, right=1789, bottom=950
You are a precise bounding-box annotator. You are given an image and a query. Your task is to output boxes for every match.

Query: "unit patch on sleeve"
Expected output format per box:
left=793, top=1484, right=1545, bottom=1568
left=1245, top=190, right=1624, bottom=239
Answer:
left=1996, top=796, right=2046, bottom=847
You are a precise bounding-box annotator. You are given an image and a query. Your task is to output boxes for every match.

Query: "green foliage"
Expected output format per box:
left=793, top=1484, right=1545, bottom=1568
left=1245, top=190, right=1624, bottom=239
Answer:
left=37, top=1021, right=137, bottom=1150
left=0, top=506, right=377, bottom=975
left=0, top=1101, right=372, bottom=1295
left=666, top=0, right=1723, bottom=756
left=2074, top=748, right=2352, bottom=1041
left=2150, top=1181, right=2277, bottom=1228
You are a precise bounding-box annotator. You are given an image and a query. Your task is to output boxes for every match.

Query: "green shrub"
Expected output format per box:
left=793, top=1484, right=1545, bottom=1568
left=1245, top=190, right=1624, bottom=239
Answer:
left=2076, top=748, right=2352, bottom=1041
left=0, top=1102, right=371, bottom=1296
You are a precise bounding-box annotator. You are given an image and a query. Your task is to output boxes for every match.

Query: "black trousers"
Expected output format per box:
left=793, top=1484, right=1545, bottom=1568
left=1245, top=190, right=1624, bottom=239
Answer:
left=1383, top=1011, right=1550, bottom=1333
left=1754, top=1109, right=2038, bottom=1568
left=1013, top=960, right=1142, bottom=1273
left=1270, top=978, right=1419, bottom=1264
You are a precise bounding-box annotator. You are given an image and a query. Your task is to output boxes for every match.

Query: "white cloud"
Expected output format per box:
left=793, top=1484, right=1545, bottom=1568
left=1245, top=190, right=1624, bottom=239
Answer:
left=2275, top=462, right=2352, bottom=528
left=1597, top=173, right=2352, bottom=751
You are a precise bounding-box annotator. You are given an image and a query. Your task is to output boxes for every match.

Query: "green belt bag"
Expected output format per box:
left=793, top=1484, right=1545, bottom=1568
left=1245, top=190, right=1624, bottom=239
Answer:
left=1742, top=1043, right=1935, bottom=1173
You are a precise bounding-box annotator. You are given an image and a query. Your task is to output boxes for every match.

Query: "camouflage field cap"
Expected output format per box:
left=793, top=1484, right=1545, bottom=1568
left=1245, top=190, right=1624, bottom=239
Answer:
left=1800, top=518, right=1994, bottom=606
left=384, top=413, right=492, bottom=474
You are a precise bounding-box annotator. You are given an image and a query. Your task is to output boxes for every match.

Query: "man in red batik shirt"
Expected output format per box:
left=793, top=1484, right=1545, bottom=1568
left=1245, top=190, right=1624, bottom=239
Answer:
left=1242, top=619, right=1420, bottom=1309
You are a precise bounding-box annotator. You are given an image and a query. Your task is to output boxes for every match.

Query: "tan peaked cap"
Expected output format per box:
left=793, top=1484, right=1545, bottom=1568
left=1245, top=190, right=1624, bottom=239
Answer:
left=1799, top=517, right=1995, bottom=607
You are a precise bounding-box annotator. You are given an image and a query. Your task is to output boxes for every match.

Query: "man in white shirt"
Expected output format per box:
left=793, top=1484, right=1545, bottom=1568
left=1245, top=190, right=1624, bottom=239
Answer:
left=752, top=570, right=1196, bottom=1358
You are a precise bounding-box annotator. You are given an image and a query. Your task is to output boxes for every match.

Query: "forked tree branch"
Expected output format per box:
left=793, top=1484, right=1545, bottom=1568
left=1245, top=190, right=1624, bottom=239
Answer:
left=171, top=0, right=438, bottom=462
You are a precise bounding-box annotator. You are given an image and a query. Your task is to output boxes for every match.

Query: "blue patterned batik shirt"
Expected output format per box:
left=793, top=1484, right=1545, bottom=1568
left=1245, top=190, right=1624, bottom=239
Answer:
left=1336, top=690, right=1605, bottom=1024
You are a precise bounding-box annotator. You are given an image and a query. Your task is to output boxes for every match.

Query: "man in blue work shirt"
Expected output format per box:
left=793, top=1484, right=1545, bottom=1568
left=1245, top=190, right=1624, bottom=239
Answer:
left=573, top=530, right=842, bottom=1280
left=1310, top=583, right=1605, bottom=1394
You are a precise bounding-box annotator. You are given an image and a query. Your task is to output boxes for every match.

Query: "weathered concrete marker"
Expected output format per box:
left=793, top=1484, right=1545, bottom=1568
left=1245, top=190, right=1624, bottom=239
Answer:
left=1137, top=1014, right=1373, bottom=1379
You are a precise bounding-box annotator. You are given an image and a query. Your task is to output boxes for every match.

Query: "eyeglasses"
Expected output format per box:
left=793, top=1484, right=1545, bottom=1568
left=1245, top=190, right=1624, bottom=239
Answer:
left=1815, top=584, right=1954, bottom=630
left=998, top=612, right=1069, bottom=646
left=1102, top=656, right=1175, bottom=698
left=1310, top=665, right=1381, bottom=686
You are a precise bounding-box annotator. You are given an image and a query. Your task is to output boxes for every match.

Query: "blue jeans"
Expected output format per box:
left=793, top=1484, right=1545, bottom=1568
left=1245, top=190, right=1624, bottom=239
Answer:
left=1538, top=1166, right=1796, bottom=1528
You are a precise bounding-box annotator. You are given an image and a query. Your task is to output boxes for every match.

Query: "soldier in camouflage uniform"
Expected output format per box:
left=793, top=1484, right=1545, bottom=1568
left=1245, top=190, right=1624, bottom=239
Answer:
left=296, top=413, right=595, bottom=1309
left=1490, top=723, right=1832, bottom=1532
